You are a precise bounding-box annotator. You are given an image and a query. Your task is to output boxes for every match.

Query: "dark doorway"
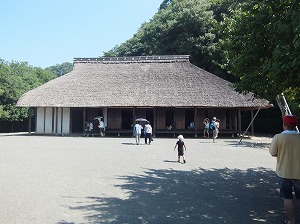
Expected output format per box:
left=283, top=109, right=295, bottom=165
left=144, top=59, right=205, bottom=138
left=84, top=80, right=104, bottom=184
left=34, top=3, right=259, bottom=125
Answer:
left=165, top=110, right=174, bottom=127
left=185, top=110, right=194, bottom=129
left=97, top=109, right=103, bottom=117
left=146, top=110, right=154, bottom=125
left=122, top=110, right=133, bottom=129
left=71, top=108, right=84, bottom=133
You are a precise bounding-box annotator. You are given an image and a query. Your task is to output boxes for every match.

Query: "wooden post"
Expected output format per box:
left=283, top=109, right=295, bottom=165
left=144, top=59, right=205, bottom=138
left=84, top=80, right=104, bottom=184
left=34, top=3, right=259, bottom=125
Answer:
left=194, top=107, right=197, bottom=137
left=153, top=107, right=156, bottom=137
left=61, top=107, right=64, bottom=136
left=238, top=108, right=241, bottom=136
left=28, top=107, right=32, bottom=134
left=251, top=109, right=254, bottom=136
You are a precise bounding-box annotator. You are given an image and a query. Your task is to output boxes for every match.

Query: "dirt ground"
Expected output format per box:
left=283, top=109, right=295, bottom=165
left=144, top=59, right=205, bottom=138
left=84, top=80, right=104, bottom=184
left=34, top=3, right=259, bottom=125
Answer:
left=0, top=133, right=298, bottom=224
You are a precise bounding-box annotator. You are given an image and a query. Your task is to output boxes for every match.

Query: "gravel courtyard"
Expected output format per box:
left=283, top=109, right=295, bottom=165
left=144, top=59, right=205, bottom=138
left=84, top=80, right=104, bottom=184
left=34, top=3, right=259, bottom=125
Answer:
left=0, top=133, right=297, bottom=224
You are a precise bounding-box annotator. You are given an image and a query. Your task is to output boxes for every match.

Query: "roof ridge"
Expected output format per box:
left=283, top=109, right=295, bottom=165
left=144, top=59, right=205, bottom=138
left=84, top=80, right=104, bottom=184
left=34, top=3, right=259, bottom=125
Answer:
left=73, top=55, right=190, bottom=64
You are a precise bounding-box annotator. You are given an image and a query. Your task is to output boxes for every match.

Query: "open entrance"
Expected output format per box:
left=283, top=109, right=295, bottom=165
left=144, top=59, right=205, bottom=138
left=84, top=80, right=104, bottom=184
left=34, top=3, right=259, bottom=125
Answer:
left=185, top=109, right=194, bottom=129
left=71, top=108, right=84, bottom=133
left=146, top=110, right=154, bottom=125
left=165, top=110, right=174, bottom=128
left=121, top=110, right=133, bottom=129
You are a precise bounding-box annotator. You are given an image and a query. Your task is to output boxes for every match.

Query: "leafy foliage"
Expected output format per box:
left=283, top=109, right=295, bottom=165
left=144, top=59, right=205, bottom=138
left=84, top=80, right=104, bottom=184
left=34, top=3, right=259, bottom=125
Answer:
left=0, top=59, right=55, bottom=121
left=103, top=0, right=227, bottom=76
left=44, top=62, right=73, bottom=77
left=2, top=0, right=299, bottom=125
left=219, top=0, right=300, bottom=106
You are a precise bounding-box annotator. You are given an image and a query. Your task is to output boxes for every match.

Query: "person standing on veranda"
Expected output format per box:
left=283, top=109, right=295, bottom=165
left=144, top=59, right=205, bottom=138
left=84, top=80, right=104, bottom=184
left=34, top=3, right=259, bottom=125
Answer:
left=98, top=118, right=105, bottom=137
left=88, top=120, right=94, bottom=137
left=203, top=118, right=210, bottom=138
left=270, top=114, right=300, bottom=224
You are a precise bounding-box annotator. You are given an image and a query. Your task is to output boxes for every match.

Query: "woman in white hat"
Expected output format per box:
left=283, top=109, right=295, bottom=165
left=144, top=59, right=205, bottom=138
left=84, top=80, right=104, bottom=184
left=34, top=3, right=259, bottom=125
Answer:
left=174, top=135, right=187, bottom=163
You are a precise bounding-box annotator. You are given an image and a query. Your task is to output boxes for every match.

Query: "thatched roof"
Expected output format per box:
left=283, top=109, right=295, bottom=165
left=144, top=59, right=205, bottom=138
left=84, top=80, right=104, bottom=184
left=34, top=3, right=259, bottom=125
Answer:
left=17, top=55, right=271, bottom=109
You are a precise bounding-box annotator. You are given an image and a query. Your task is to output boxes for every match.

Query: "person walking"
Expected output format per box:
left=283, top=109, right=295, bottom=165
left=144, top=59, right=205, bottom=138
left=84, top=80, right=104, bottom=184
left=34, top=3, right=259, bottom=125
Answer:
left=174, top=135, right=187, bottom=163
left=98, top=118, right=105, bottom=137
left=269, top=114, right=300, bottom=224
left=144, top=121, right=153, bottom=144
left=211, top=117, right=220, bottom=143
left=90, top=120, right=94, bottom=137
left=133, top=121, right=143, bottom=145
left=84, top=121, right=90, bottom=136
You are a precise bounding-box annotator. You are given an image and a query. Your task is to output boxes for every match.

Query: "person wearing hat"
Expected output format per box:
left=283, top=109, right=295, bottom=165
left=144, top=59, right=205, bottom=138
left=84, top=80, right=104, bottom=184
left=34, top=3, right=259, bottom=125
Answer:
left=174, top=135, right=187, bottom=163
left=270, top=114, right=300, bottom=224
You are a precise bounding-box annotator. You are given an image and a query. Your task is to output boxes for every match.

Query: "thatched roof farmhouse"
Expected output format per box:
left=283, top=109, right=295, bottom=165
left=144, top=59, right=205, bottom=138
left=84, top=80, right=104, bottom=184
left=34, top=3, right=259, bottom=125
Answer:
left=17, top=55, right=271, bottom=136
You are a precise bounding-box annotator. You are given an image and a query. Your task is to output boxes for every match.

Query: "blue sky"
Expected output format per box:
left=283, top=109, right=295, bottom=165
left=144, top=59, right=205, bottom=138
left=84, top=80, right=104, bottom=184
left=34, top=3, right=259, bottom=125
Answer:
left=1, top=0, right=162, bottom=68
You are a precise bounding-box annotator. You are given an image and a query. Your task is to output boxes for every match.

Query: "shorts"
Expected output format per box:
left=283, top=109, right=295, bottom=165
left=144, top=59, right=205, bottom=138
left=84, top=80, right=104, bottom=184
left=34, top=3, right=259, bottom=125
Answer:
left=178, top=149, right=184, bottom=156
left=279, top=177, right=300, bottom=199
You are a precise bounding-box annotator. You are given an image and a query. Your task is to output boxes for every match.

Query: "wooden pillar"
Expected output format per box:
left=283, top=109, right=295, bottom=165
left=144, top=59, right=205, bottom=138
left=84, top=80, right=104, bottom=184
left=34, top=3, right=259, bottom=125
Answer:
left=133, top=107, right=136, bottom=121
left=52, top=107, right=55, bottom=134
left=28, top=107, right=32, bottom=134
left=83, top=108, right=86, bottom=134
left=238, top=108, right=241, bottom=135
left=55, top=107, right=58, bottom=134
left=229, top=110, right=232, bottom=130
left=194, top=107, right=197, bottom=137
left=153, top=107, right=156, bottom=137
left=61, top=107, right=64, bottom=136
left=251, top=109, right=254, bottom=136
left=43, top=107, right=46, bottom=134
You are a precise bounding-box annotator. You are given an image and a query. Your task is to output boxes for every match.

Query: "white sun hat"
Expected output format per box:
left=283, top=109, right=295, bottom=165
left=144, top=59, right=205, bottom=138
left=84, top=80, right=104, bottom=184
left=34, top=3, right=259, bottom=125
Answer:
left=177, top=135, right=184, bottom=140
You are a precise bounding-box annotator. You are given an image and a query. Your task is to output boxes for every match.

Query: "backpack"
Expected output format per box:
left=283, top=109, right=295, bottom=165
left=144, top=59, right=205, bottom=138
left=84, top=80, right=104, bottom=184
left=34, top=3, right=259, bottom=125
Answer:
left=209, top=122, right=215, bottom=130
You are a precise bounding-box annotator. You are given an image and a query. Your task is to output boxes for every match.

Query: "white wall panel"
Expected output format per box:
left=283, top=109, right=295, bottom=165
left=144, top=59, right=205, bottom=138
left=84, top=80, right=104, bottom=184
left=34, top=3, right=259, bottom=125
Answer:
left=45, top=108, right=53, bottom=134
left=62, top=108, right=70, bottom=134
left=36, top=107, right=45, bottom=134
left=35, top=107, right=70, bottom=135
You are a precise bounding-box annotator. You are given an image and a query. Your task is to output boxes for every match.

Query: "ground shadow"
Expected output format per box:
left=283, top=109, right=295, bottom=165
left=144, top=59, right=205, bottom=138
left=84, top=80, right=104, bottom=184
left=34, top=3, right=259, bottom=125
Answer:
left=121, top=142, right=136, bottom=145
left=0, top=132, right=33, bottom=137
left=57, top=167, right=295, bottom=224
left=163, top=160, right=179, bottom=163
left=225, top=140, right=271, bottom=149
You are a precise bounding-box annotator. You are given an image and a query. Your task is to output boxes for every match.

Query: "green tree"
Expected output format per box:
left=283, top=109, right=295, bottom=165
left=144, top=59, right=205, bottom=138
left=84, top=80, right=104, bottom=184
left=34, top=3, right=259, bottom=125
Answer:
left=0, top=59, right=55, bottom=124
left=103, top=0, right=223, bottom=75
left=45, top=62, right=73, bottom=77
left=219, top=0, right=300, bottom=106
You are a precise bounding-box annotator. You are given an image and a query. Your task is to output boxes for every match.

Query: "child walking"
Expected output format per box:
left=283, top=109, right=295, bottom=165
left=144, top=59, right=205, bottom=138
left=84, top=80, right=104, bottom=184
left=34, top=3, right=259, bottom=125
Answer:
left=174, top=135, right=187, bottom=163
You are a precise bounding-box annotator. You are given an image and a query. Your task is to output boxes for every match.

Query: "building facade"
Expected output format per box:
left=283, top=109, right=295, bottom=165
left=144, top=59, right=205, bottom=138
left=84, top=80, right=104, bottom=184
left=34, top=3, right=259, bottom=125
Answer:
left=17, top=55, right=271, bottom=137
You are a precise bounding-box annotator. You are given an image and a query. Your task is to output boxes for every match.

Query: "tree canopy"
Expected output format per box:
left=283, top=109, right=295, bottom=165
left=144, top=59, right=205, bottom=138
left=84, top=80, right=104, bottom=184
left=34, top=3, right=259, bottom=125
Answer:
left=1, top=0, right=299, bottom=126
left=104, top=0, right=226, bottom=76
left=44, top=62, right=73, bottom=77
left=219, top=0, right=300, bottom=104
left=0, top=59, right=55, bottom=122
left=104, top=0, right=299, bottom=113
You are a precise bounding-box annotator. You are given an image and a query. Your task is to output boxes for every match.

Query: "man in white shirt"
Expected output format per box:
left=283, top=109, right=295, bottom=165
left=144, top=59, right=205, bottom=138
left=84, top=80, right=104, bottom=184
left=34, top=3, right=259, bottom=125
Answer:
left=144, top=121, right=153, bottom=144
left=133, top=121, right=143, bottom=145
